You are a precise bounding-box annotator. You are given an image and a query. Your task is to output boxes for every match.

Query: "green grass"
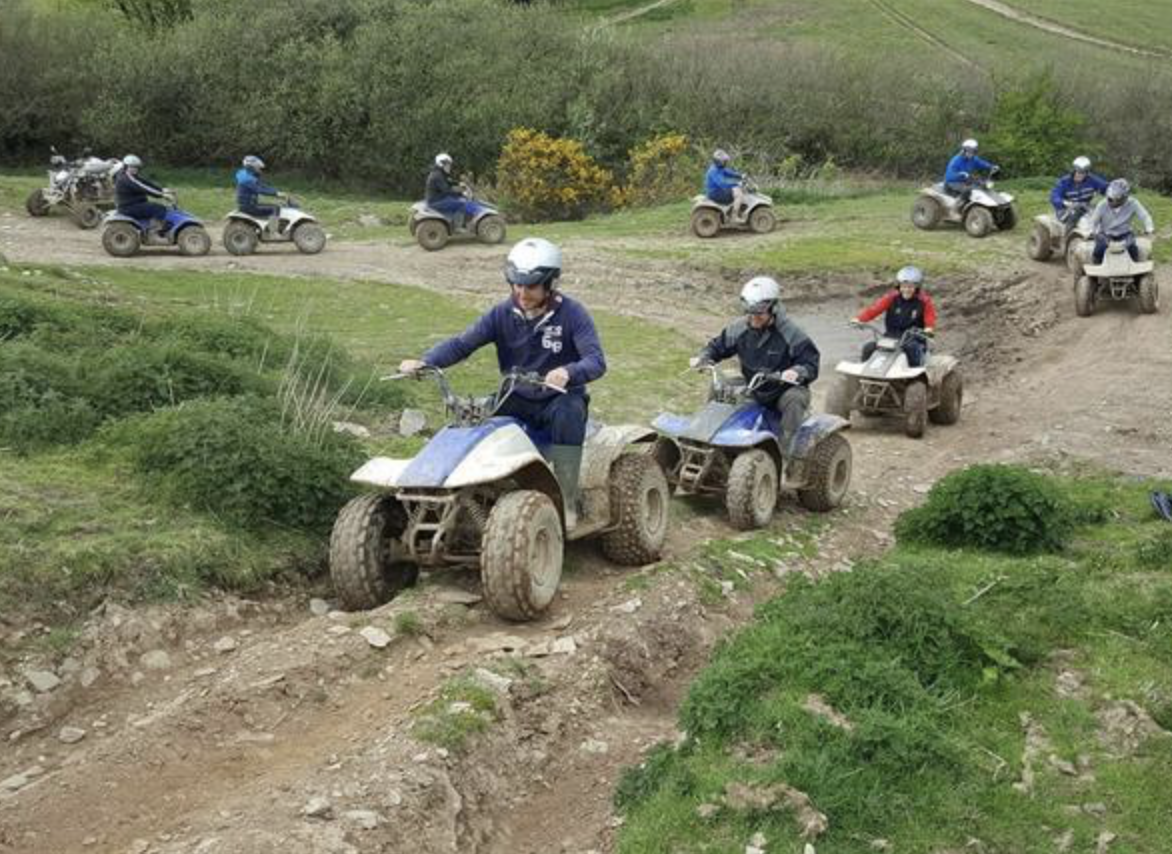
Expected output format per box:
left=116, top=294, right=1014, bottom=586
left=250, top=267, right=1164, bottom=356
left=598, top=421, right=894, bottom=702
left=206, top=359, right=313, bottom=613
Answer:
left=412, top=673, right=500, bottom=753
left=614, top=472, right=1172, bottom=853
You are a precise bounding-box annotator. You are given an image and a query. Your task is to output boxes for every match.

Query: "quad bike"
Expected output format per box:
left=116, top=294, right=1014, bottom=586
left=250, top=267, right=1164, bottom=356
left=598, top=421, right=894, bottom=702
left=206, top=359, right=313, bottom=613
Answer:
left=408, top=187, right=506, bottom=251
left=222, top=194, right=326, bottom=255
left=911, top=171, right=1017, bottom=238
left=1071, top=235, right=1158, bottom=317
left=25, top=147, right=122, bottom=228
left=826, top=324, right=962, bottom=439
left=690, top=178, right=776, bottom=238
left=1027, top=202, right=1095, bottom=274
left=652, top=366, right=852, bottom=530
left=101, top=193, right=212, bottom=257
left=330, top=366, right=670, bottom=621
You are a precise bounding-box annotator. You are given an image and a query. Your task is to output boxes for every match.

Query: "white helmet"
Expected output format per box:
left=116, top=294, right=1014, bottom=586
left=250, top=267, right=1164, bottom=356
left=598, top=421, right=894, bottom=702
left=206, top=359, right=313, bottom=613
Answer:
left=712, top=148, right=731, bottom=165
left=961, top=138, right=978, bottom=152
left=505, top=238, right=562, bottom=289
left=740, top=276, right=781, bottom=315
left=1106, top=178, right=1130, bottom=205
left=896, top=265, right=924, bottom=287
left=1072, top=156, right=1091, bottom=173
left=122, top=154, right=143, bottom=169
left=242, top=154, right=265, bottom=171
left=435, top=152, right=453, bottom=169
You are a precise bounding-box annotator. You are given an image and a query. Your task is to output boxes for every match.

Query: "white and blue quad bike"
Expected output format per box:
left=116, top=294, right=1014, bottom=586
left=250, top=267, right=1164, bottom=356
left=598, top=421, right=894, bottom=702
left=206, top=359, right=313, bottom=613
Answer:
left=101, top=193, right=212, bottom=257
left=222, top=193, right=327, bottom=256
left=409, top=192, right=507, bottom=252
left=329, top=367, right=670, bottom=621
left=652, top=367, right=852, bottom=531
left=912, top=171, right=1017, bottom=238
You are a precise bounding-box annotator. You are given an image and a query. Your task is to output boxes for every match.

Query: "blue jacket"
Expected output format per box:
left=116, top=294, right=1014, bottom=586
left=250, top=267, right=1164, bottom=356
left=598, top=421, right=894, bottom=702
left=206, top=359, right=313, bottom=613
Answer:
left=1050, top=172, right=1109, bottom=213
left=944, top=153, right=995, bottom=185
left=422, top=293, right=606, bottom=400
left=705, top=163, right=743, bottom=198
left=235, top=168, right=278, bottom=209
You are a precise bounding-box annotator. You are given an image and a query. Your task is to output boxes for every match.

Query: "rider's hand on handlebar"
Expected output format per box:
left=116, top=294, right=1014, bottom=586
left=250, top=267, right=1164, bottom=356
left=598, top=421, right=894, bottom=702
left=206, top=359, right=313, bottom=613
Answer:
left=544, top=367, right=570, bottom=390
left=688, top=356, right=708, bottom=369
left=399, top=358, right=427, bottom=375
left=923, top=327, right=935, bottom=338
left=848, top=318, right=863, bottom=328
left=780, top=368, right=800, bottom=384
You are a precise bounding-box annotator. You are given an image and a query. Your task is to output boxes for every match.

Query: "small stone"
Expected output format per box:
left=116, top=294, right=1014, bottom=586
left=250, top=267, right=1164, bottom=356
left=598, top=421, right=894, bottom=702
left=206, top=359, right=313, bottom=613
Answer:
left=746, top=847, right=764, bottom=854
left=327, top=625, right=351, bottom=636
left=127, top=840, right=151, bottom=854
left=140, top=650, right=172, bottom=671
left=750, top=832, right=767, bottom=848
left=719, top=580, right=736, bottom=598
left=309, top=598, right=331, bottom=617
left=357, top=214, right=383, bottom=228
left=332, top=420, right=371, bottom=438
left=696, top=803, right=719, bottom=819
left=213, top=636, right=238, bottom=654
left=471, top=668, right=513, bottom=695
left=1083, top=802, right=1108, bottom=817
left=1, top=765, right=43, bottom=792
left=547, top=614, right=574, bottom=631
left=412, top=752, right=430, bottom=763
left=79, top=667, right=101, bottom=688
left=359, top=626, right=393, bottom=648
left=399, top=409, right=427, bottom=437
left=551, top=636, right=577, bottom=655
left=24, top=669, right=61, bottom=693
left=1048, top=755, right=1078, bottom=776
left=870, top=841, right=891, bottom=852
left=193, top=667, right=217, bottom=678
left=58, top=726, right=87, bottom=744
left=912, top=484, right=931, bottom=495
left=435, top=588, right=483, bottom=606
left=436, top=747, right=450, bottom=759
left=610, top=598, right=642, bottom=615
left=343, top=809, right=381, bottom=830
left=303, top=797, right=334, bottom=820
left=448, top=701, right=473, bottom=715
left=580, top=738, right=609, bottom=755
left=467, top=633, right=527, bottom=654
left=804, top=845, right=817, bottom=854
left=1096, top=831, right=1117, bottom=854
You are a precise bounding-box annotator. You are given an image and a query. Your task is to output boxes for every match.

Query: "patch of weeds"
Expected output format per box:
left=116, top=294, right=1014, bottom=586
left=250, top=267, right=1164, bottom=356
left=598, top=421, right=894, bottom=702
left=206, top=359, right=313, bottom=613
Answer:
left=394, top=610, right=426, bottom=637
left=27, top=625, right=80, bottom=658
left=412, top=674, right=499, bottom=753
left=491, top=656, right=550, bottom=698
left=1136, top=530, right=1172, bottom=570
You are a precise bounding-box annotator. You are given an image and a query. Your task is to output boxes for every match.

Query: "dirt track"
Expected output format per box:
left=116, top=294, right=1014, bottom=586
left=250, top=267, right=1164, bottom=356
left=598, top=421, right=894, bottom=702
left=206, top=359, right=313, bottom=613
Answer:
left=1, top=212, right=1169, bottom=853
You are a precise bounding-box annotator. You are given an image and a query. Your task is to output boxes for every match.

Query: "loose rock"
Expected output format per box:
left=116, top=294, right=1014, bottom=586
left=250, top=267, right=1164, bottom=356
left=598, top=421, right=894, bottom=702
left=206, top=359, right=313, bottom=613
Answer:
left=399, top=409, right=427, bottom=437
left=213, top=636, right=238, bottom=654
left=303, top=797, right=334, bottom=820
left=24, top=669, right=61, bottom=693
left=471, top=667, right=513, bottom=695
left=343, top=809, right=382, bottom=830
left=58, top=726, right=87, bottom=744
left=359, top=626, right=393, bottom=648
left=610, top=598, right=642, bottom=615
left=309, top=598, right=331, bottom=617
left=140, top=650, right=172, bottom=670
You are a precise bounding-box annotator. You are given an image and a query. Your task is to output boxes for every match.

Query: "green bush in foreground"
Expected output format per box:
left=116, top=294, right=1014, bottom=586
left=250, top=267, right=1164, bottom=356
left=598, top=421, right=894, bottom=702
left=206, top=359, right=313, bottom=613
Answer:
left=895, top=464, right=1076, bottom=554
left=102, top=396, right=364, bottom=532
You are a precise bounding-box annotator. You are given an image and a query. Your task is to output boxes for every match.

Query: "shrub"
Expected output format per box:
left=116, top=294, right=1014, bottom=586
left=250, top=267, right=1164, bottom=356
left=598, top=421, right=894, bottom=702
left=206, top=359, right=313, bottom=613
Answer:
left=984, top=70, right=1090, bottom=177
left=622, top=132, right=703, bottom=206
left=103, top=396, right=364, bottom=532
left=496, top=128, right=616, bottom=221
left=895, top=465, right=1076, bottom=554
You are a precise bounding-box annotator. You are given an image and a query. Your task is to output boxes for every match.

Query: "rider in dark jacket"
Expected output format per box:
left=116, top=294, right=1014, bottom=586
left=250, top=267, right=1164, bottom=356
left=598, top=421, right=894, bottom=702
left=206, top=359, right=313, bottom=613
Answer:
left=115, top=154, right=169, bottom=226
left=425, top=152, right=472, bottom=226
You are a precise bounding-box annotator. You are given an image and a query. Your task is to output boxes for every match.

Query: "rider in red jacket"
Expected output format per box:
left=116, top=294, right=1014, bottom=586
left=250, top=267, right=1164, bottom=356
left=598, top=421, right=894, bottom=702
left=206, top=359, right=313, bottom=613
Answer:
left=853, top=266, right=937, bottom=367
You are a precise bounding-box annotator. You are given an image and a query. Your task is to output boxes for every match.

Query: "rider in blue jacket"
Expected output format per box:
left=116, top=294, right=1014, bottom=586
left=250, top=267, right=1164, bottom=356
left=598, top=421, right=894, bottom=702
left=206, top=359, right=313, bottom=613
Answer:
left=705, top=149, right=746, bottom=220
left=944, top=139, right=997, bottom=205
left=1050, top=156, right=1108, bottom=231
left=235, top=155, right=280, bottom=219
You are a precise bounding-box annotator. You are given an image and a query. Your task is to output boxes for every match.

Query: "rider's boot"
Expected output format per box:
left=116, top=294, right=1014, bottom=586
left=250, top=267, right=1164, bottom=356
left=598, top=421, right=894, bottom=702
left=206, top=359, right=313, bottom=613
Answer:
left=548, top=444, right=584, bottom=532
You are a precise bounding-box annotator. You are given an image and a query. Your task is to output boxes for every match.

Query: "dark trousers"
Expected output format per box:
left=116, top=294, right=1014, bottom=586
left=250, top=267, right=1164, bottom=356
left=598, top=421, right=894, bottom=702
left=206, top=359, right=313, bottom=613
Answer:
left=119, top=201, right=167, bottom=223
left=494, top=391, right=589, bottom=446
left=862, top=337, right=926, bottom=368
left=944, top=181, right=972, bottom=206
left=241, top=204, right=278, bottom=219
left=1093, top=232, right=1137, bottom=264
left=428, top=196, right=472, bottom=226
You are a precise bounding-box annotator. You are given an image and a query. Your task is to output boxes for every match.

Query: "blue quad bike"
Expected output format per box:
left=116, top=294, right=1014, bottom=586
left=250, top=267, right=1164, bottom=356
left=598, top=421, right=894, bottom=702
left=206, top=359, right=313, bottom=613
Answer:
left=408, top=191, right=506, bottom=251
left=101, top=194, right=212, bottom=257
left=330, top=367, right=670, bottom=621
left=653, top=367, right=852, bottom=530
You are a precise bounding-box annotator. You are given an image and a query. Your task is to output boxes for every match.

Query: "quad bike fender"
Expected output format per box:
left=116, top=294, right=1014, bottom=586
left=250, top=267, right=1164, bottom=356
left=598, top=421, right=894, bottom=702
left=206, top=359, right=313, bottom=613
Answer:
left=349, top=456, right=413, bottom=489
left=103, top=211, right=140, bottom=227
left=924, top=354, right=958, bottom=386
left=836, top=343, right=924, bottom=381
left=1083, top=244, right=1154, bottom=277
left=165, top=209, right=204, bottom=230
left=691, top=195, right=723, bottom=212
left=1034, top=213, right=1063, bottom=240
left=226, top=211, right=264, bottom=228
left=789, top=414, right=850, bottom=461
left=281, top=207, right=317, bottom=227
left=580, top=424, right=657, bottom=491
left=710, top=403, right=781, bottom=450
left=653, top=401, right=740, bottom=445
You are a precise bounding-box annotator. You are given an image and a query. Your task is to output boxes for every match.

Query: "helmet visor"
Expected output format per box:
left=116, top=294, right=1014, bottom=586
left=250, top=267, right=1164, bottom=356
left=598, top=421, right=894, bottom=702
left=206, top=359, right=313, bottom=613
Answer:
left=506, top=262, right=555, bottom=288
left=743, top=299, right=775, bottom=316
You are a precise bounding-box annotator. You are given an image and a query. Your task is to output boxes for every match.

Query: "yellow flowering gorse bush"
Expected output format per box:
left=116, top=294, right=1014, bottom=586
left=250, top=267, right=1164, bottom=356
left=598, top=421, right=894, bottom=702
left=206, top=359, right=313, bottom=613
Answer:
left=623, top=132, right=703, bottom=207
left=496, top=128, right=615, bottom=222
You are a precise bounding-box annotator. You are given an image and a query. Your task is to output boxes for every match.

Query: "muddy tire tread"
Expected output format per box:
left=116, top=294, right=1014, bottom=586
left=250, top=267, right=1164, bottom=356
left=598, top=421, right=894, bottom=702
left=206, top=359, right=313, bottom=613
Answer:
left=600, top=453, right=670, bottom=565
left=797, top=432, right=852, bottom=512
left=329, top=493, right=415, bottom=611
left=929, top=369, right=963, bottom=425
left=481, top=490, right=562, bottom=621
left=725, top=449, right=778, bottom=531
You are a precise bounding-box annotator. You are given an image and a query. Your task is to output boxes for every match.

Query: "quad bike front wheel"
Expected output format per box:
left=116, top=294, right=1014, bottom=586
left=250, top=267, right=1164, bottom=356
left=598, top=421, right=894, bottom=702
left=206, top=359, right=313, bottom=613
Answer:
left=330, top=494, right=418, bottom=611
left=691, top=208, right=721, bottom=238
left=72, top=203, right=103, bottom=229
left=994, top=206, right=1017, bottom=231
left=825, top=376, right=857, bottom=420
left=929, top=369, right=963, bottom=426
left=415, top=219, right=450, bottom=251
left=797, top=433, right=852, bottom=512
left=1137, top=274, right=1159, bottom=314
left=223, top=220, right=260, bottom=255
left=476, top=214, right=507, bottom=245
left=963, top=206, right=994, bottom=238
left=748, top=206, right=776, bottom=234
left=481, top=490, right=563, bottom=621
left=600, top=453, right=670, bottom=564
left=102, top=222, right=141, bottom=257
left=25, top=189, right=51, bottom=217
left=293, top=221, right=327, bottom=254
left=904, top=381, right=928, bottom=438
left=178, top=225, right=212, bottom=257
left=1074, top=275, right=1096, bottom=317
left=725, top=448, right=778, bottom=531
left=1027, top=224, right=1052, bottom=261
left=911, top=197, right=942, bottom=230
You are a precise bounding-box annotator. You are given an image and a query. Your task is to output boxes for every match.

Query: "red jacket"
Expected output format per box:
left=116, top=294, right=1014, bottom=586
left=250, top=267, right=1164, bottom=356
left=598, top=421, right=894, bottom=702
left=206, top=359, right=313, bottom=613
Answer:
left=856, top=289, right=937, bottom=335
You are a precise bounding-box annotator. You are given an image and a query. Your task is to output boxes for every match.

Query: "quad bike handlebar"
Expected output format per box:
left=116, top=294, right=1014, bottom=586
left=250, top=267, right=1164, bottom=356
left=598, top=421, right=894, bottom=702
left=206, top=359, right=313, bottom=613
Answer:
left=689, top=362, right=796, bottom=401
left=848, top=321, right=932, bottom=345
left=382, top=365, right=565, bottom=427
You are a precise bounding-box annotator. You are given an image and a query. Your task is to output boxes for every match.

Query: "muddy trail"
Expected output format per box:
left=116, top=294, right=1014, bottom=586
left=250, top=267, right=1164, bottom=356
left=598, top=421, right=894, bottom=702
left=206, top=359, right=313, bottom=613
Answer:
left=1, top=212, right=1170, bottom=854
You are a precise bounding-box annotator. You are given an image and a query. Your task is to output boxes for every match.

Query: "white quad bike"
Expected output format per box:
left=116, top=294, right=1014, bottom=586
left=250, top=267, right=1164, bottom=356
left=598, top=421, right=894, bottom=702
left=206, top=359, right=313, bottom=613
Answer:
left=222, top=194, right=327, bottom=255
left=690, top=178, right=776, bottom=238
left=827, top=324, right=962, bottom=439
left=1027, top=202, right=1096, bottom=274
left=330, top=367, right=670, bottom=621
left=1071, top=235, right=1158, bottom=317
left=912, top=172, right=1017, bottom=238
left=408, top=189, right=506, bottom=251
left=26, top=148, right=123, bottom=228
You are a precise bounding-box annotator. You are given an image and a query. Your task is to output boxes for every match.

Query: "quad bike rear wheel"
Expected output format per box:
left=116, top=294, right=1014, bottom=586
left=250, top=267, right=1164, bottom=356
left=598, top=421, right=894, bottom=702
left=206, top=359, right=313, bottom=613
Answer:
left=903, top=381, right=928, bottom=438
left=929, top=369, right=963, bottom=425
left=476, top=214, right=507, bottom=245
left=1065, top=238, right=1086, bottom=275
left=330, top=494, right=418, bottom=611
left=725, top=448, right=778, bottom=530
left=72, top=203, right=103, bottom=229
left=963, top=206, right=994, bottom=238
left=481, top=490, right=563, bottom=621
left=748, top=206, right=776, bottom=234
left=223, top=220, right=260, bottom=255
left=416, top=219, right=449, bottom=251
left=1027, top=224, right=1052, bottom=261
left=600, top=453, right=670, bottom=564
left=293, top=221, right=327, bottom=254
left=911, top=197, right=942, bottom=230
left=178, top=225, right=212, bottom=257
left=825, top=376, right=857, bottom=420
left=691, top=208, right=721, bottom=238
left=102, top=222, right=141, bottom=257
left=25, top=189, right=51, bottom=217
left=1074, top=275, right=1095, bottom=317
left=797, top=432, right=852, bottom=512
left=1137, top=273, right=1159, bottom=314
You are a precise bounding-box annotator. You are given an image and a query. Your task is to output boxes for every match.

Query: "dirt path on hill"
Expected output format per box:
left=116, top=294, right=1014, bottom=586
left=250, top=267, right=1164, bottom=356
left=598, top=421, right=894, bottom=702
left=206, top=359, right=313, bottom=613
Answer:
left=963, top=0, right=1172, bottom=58
left=1, top=210, right=1169, bottom=854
